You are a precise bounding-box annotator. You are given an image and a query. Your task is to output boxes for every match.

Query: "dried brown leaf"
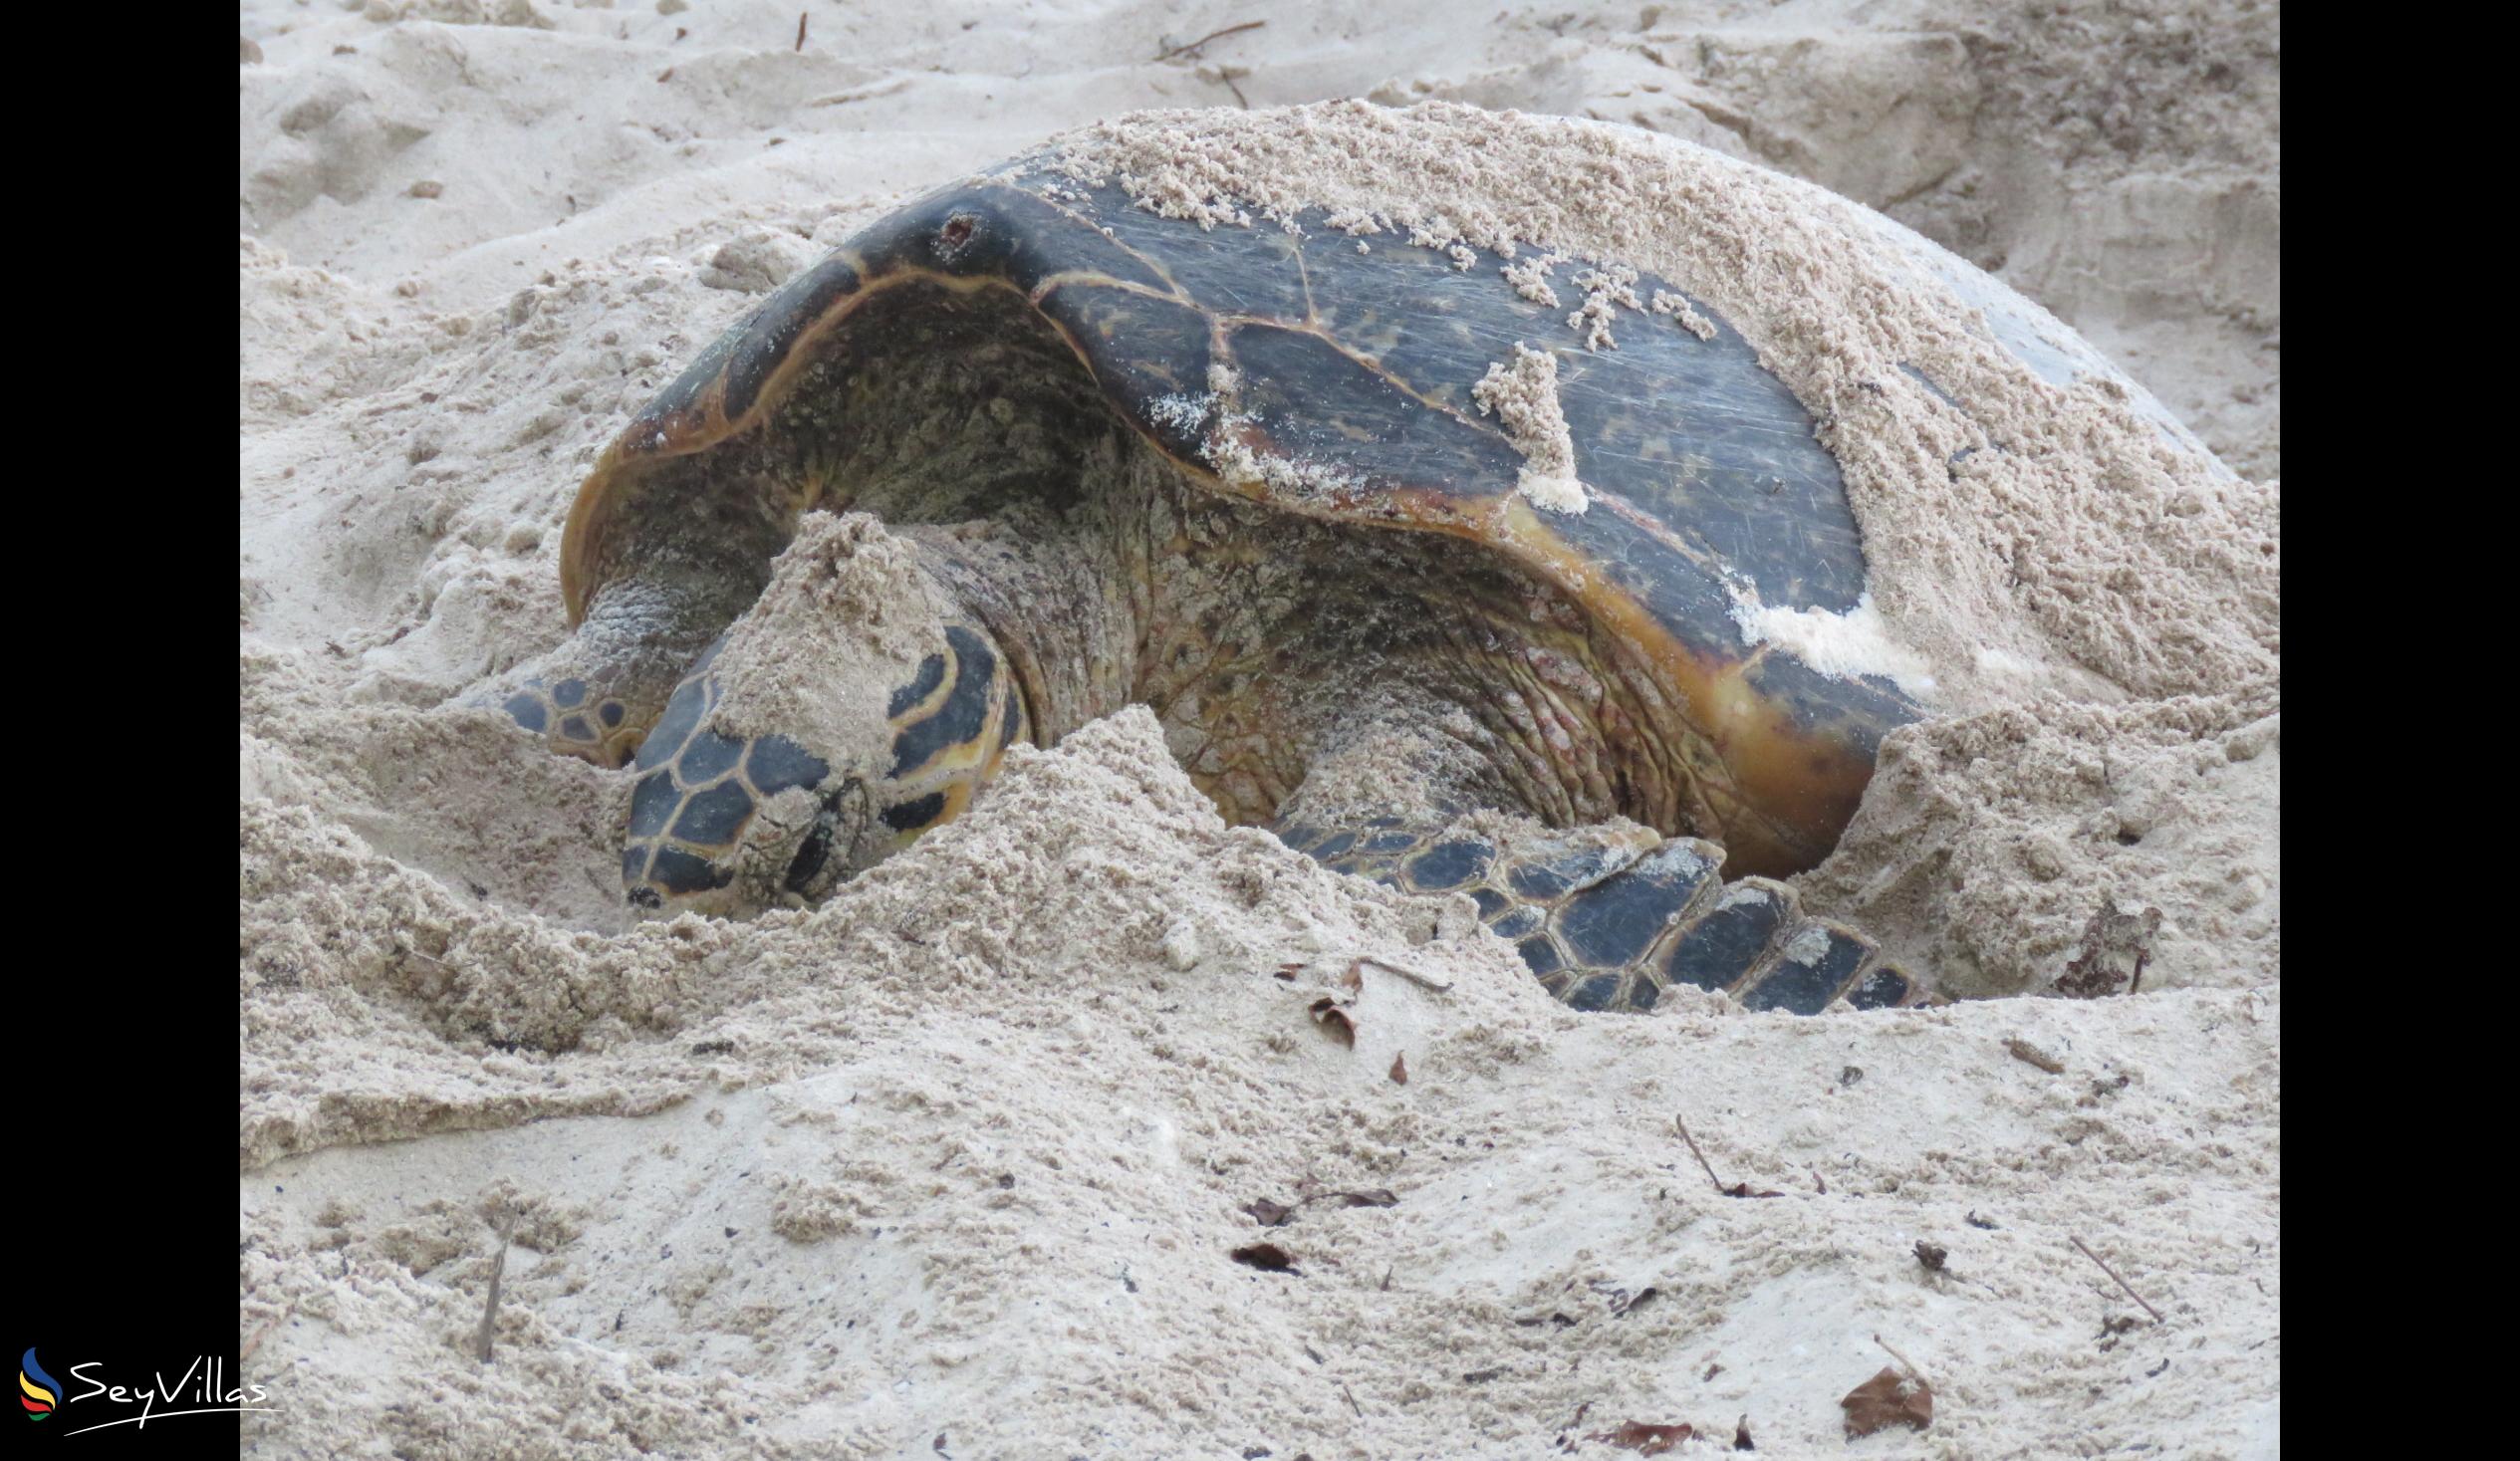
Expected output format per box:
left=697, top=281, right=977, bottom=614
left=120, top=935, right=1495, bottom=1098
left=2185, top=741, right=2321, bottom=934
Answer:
left=1389, top=1052, right=1409, bottom=1084
left=1245, top=1186, right=1399, bottom=1227
left=1229, top=1242, right=1298, bottom=1273
left=2058, top=899, right=2161, bottom=998
left=1587, top=1420, right=1693, bottom=1454
left=1308, top=997, right=1357, bottom=1047
left=1841, top=1366, right=1933, bottom=1437
left=1242, top=1198, right=1295, bottom=1227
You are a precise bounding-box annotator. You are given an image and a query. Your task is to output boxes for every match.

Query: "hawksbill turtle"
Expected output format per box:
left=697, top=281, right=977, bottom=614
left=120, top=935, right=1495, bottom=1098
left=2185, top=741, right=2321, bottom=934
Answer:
left=488, top=115, right=2217, bottom=1015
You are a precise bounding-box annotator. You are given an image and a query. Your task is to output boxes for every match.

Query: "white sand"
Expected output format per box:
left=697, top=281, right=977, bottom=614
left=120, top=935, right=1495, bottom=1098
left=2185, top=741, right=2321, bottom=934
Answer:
left=240, top=3, right=2279, bottom=1457
left=1471, top=344, right=1589, bottom=514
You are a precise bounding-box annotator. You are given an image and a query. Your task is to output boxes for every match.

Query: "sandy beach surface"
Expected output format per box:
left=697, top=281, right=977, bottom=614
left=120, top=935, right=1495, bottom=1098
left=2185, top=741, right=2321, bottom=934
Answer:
left=240, top=3, right=2278, bottom=1456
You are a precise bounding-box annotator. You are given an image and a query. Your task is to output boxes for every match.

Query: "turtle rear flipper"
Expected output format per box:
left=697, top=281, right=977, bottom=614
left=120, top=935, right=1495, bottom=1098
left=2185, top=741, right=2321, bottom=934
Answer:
left=1282, top=820, right=1927, bottom=1015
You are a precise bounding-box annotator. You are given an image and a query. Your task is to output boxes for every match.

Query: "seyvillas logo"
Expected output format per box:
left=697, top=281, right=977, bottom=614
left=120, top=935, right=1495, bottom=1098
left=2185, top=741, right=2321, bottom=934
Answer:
left=15, top=1349, right=277, bottom=1436
left=20, top=1348, right=59, bottom=1420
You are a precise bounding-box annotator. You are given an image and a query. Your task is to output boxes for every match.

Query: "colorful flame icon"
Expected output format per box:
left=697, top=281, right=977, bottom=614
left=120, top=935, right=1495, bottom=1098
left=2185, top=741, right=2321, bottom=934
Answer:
left=19, top=1347, right=59, bottom=1421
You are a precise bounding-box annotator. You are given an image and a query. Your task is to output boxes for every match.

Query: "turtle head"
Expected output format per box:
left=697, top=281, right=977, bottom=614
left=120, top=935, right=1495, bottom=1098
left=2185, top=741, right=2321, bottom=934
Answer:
left=619, top=513, right=1031, bottom=918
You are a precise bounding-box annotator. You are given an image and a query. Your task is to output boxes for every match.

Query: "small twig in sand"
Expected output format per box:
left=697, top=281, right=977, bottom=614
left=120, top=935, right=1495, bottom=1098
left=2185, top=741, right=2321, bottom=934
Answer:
left=1341, top=1380, right=1365, bottom=1417
left=1676, top=1112, right=1783, bottom=1199
left=1353, top=956, right=1452, bottom=993
left=2004, top=1037, right=2066, bottom=1075
left=1675, top=1112, right=1726, bottom=1191
left=1155, top=20, right=1265, bottom=61
left=475, top=1207, right=517, bottom=1363
left=794, top=12, right=807, bottom=52
left=2071, top=1236, right=2165, bottom=1324
left=1873, top=1333, right=1929, bottom=1386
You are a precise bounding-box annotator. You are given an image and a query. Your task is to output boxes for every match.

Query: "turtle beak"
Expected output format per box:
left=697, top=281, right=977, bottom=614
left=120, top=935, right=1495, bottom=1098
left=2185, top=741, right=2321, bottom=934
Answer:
left=622, top=745, right=865, bottom=917
left=757, top=772, right=875, bottom=907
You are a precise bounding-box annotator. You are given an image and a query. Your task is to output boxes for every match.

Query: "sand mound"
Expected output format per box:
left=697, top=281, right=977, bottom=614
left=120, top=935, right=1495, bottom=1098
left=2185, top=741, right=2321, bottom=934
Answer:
left=246, top=710, right=2280, bottom=1458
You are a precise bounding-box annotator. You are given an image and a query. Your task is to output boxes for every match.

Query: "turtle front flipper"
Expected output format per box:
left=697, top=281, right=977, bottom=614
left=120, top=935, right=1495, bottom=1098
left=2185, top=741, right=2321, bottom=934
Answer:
left=1278, top=819, right=1929, bottom=1015
left=489, top=669, right=652, bottom=767
left=482, top=647, right=685, bottom=768
left=476, top=584, right=743, bottom=768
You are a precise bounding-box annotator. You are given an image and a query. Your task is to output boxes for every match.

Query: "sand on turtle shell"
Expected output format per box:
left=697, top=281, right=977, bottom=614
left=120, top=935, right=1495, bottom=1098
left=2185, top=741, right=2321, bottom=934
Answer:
left=1471, top=343, right=1589, bottom=514
left=241, top=3, right=2277, bottom=1456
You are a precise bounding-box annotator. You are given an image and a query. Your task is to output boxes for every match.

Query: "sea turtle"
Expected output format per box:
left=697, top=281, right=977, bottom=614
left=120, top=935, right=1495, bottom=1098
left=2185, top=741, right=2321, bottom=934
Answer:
left=488, top=120, right=2196, bottom=1014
